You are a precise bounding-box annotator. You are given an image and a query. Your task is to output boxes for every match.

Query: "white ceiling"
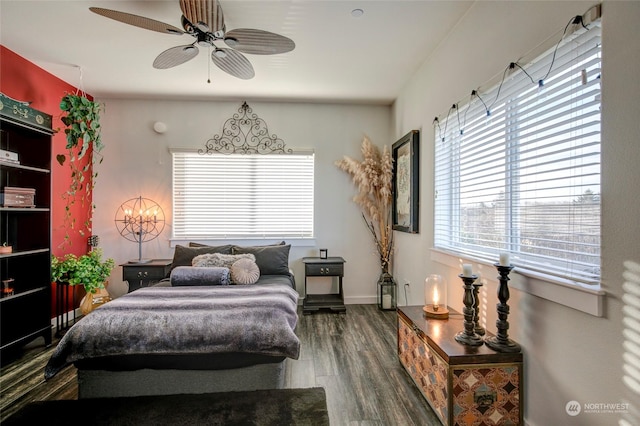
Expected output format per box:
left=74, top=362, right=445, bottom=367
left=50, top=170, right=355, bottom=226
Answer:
left=0, top=1, right=473, bottom=105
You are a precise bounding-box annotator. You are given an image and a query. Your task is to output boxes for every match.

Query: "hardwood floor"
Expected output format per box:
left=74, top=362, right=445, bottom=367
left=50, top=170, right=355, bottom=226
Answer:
left=1, top=304, right=440, bottom=425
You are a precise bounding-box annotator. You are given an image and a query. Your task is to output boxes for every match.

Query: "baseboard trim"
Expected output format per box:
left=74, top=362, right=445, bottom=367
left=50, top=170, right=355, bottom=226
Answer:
left=344, top=296, right=376, bottom=305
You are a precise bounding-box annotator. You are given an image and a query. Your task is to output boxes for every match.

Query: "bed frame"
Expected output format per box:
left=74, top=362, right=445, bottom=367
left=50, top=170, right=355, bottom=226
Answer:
left=77, top=361, right=286, bottom=398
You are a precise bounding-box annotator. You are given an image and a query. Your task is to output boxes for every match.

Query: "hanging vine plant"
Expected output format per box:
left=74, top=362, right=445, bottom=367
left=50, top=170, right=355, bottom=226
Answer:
left=57, top=93, right=105, bottom=246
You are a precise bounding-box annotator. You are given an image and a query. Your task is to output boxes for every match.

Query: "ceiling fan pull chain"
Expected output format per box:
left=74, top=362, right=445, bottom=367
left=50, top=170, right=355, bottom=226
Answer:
left=207, top=46, right=211, bottom=83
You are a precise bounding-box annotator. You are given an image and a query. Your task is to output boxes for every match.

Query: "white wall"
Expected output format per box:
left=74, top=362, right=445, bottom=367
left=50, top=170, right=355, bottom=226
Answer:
left=392, top=1, right=640, bottom=426
left=92, top=99, right=391, bottom=303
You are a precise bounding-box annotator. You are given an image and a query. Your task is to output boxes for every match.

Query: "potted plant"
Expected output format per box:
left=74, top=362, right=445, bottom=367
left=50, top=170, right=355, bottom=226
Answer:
left=57, top=93, right=105, bottom=247
left=51, top=248, right=115, bottom=314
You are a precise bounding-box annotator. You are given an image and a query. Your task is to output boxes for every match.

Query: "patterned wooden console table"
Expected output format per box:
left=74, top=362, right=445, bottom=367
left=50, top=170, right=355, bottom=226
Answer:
left=397, top=305, right=523, bottom=426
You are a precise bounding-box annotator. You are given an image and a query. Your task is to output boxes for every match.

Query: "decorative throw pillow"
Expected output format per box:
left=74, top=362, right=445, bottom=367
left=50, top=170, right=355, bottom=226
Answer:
left=170, top=266, right=231, bottom=286
left=232, top=244, right=290, bottom=275
left=230, top=258, right=261, bottom=285
left=192, top=252, right=256, bottom=269
left=170, top=244, right=234, bottom=273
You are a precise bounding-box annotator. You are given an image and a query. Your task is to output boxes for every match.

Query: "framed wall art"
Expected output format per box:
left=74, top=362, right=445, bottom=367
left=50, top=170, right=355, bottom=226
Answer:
left=392, top=130, right=420, bottom=233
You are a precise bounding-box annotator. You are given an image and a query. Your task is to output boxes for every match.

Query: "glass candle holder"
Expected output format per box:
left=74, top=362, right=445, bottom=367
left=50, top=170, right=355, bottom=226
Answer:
left=423, top=274, right=449, bottom=318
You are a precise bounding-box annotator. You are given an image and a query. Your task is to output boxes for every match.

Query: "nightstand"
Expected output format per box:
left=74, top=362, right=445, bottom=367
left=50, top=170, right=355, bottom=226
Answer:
left=121, top=259, right=172, bottom=293
left=302, top=257, right=346, bottom=315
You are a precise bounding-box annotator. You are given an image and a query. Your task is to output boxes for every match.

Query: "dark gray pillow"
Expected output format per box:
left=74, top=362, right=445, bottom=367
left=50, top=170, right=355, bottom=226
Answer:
left=188, top=242, right=237, bottom=249
left=170, top=244, right=234, bottom=272
left=170, top=266, right=230, bottom=286
left=232, top=244, right=290, bottom=276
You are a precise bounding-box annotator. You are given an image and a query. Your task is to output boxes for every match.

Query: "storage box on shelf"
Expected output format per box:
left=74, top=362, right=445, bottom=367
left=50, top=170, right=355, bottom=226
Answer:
left=0, top=94, right=53, bottom=351
left=397, top=305, right=523, bottom=426
left=1, top=186, right=36, bottom=207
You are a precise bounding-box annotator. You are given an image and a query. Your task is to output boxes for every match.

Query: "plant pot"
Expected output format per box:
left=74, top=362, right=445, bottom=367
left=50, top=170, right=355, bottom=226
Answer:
left=0, top=246, right=13, bottom=254
left=80, top=288, right=111, bottom=315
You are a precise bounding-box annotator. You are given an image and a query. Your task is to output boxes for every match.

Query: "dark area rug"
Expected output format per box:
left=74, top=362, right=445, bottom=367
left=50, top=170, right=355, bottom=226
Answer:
left=2, top=387, right=329, bottom=426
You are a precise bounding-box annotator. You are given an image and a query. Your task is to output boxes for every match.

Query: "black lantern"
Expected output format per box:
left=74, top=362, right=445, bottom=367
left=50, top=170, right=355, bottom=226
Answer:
left=378, top=273, right=397, bottom=311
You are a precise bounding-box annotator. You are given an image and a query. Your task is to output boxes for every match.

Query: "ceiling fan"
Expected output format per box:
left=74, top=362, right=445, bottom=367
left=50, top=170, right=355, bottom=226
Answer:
left=89, top=0, right=295, bottom=80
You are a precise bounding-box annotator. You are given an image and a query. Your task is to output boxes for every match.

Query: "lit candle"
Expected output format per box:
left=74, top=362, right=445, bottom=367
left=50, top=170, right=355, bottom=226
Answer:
left=499, top=252, right=510, bottom=266
left=462, top=264, right=473, bottom=277
left=433, top=287, right=440, bottom=311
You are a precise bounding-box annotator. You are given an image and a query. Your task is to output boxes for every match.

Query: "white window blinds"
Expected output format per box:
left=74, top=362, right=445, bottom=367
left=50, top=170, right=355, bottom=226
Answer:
left=172, top=151, right=314, bottom=239
left=434, top=23, right=601, bottom=285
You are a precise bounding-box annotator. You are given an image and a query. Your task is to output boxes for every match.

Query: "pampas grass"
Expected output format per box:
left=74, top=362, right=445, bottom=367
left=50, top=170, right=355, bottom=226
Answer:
left=336, top=136, right=393, bottom=271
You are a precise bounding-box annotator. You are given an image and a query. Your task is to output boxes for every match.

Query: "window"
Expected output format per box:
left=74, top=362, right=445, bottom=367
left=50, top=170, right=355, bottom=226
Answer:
left=172, top=150, right=314, bottom=240
left=434, top=23, right=601, bottom=286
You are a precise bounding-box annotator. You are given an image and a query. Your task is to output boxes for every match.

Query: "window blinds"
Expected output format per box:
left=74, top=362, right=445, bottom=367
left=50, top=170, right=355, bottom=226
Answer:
left=172, top=151, right=314, bottom=239
left=434, top=23, right=601, bottom=285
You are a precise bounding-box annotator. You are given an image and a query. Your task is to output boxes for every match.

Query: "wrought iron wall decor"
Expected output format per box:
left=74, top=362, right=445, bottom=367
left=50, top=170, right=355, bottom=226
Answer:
left=199, top=102, right=292, bottom=155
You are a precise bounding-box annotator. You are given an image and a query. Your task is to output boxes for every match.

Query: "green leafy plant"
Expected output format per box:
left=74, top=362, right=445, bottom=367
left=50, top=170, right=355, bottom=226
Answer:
left=57, top=93, right=104, bottom=246
left=51, top=249, right=115, bottom=294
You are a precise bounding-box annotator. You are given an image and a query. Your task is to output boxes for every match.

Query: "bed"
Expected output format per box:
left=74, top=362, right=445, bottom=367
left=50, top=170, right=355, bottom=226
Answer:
left=44, top=242, right=301, bottom=399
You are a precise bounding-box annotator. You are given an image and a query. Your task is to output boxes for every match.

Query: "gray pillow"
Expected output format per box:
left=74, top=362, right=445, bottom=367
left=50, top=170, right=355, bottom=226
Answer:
left=170, top=266, right=230, bottom=286
left=170, top=244, right=234, bottom=272
left=232, top=244, right=290, bottom=275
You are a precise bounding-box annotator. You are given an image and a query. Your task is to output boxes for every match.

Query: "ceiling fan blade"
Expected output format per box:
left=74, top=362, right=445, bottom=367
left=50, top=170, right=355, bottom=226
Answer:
left=211, top=48, right=255, bottom=80
left=89, top=7, right=185, bottom=35
left=153, top=45, right=199, bottom=69
left=224, top=29, right=295, bottom=55
left=180, top=0, right=225, bottom=34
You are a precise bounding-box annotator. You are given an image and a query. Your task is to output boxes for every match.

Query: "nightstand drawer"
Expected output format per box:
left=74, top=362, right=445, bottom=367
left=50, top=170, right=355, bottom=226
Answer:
left=121, top=260, right=173, bottom=286
left=123, top=267, right=168, bottom=281
left=305, top=263, right=343, bottom=277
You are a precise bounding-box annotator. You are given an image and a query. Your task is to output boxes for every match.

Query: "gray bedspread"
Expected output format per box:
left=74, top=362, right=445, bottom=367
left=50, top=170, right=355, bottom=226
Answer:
left=44, top=284, right=300, bottom=379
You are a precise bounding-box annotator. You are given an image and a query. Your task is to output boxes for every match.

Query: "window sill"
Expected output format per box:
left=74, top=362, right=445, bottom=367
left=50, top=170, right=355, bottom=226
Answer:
left=430, top=248, right=606, bottom=317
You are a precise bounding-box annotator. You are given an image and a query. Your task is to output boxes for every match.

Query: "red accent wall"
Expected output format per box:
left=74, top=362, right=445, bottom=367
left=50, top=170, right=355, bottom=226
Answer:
left=1, top=45, right=93, bottom=314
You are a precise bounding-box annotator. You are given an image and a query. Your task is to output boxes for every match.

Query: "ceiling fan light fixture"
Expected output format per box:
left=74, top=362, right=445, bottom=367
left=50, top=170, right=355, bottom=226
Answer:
left=213, top=49, right=227, bottom=58
left=196, top=32, right=212, bottom=47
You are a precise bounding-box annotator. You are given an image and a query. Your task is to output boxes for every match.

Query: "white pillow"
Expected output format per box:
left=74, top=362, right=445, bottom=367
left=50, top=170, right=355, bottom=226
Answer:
left=230, top=258, right=260, bottom=285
